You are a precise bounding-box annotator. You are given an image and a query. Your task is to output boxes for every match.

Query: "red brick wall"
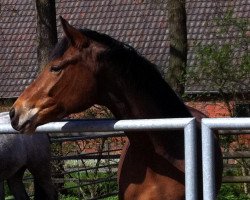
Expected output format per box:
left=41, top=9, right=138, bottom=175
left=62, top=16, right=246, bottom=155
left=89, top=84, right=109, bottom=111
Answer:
left=186, top=101, right=250, bottom=147
left=186, top=101, right=234, bottom=117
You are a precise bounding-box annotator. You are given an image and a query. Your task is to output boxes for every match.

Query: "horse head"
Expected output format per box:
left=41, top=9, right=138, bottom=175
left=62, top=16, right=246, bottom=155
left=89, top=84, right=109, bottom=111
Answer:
left=10, top=17, right=105, bottom=133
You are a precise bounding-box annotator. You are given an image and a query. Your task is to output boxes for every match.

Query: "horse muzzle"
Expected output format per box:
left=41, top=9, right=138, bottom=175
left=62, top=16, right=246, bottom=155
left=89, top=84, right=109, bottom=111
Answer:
left=9, top=106, right=38, bottom=134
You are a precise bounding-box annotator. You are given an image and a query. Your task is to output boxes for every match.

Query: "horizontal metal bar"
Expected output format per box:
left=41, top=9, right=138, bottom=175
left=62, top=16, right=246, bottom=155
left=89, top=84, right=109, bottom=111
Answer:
left=223, top=151, right=250, bottom=159
left=50, top=132, right=125, bottom=142
left=0, top=117, right=196, bottom=200
left=57, top=177, right=117, bottom=188
left=53, top=148, right=122, bottom=159
left=202, top=118, right=250, bottom=130
left=53, top=154, right=121, bottom=161
left=53, top=176, right=116, bottom=184
left=89, top=192, right=118, bottom=200
left=0, top=118, right=194, bottom=134
left=222, top=176, right=250, bottom=183
left=223, top=164, right=242, bottom=169
left=60, top=163, right=118, bottom=175
left=219, top=130, right=250, bottom=135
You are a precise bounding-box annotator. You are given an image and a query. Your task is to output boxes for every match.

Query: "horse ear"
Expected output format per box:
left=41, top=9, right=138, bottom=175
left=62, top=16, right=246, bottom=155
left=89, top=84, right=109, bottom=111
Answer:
left=60, top=16, right=89, bottom=49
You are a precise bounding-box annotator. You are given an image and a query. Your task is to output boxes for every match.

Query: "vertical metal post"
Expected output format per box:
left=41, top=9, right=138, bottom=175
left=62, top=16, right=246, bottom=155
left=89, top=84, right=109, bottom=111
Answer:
left=202, top=122, right=216, bottom=200
left=184, top=119, right=197, bottom=200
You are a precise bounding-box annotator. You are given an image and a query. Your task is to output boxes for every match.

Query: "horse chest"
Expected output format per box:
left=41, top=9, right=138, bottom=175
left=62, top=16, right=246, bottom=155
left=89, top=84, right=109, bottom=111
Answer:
left=118, top=141, right=185, bottom=200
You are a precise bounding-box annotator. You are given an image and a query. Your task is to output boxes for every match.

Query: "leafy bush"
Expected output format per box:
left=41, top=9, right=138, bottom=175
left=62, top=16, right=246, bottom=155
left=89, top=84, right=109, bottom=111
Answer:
left=103, top=196, right=118, bottom=200
left=62, top=171, right=118, bottom=199
left=59, top=194, right=79, bottom=200
left=218, top=184, right=250, bottom=200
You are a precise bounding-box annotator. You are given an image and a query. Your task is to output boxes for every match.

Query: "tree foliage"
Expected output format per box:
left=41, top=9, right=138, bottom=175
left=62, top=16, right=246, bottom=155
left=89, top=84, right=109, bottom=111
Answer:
left=186, top=8, right=250, bottom=196
left=186, top=10, right=249, bottom=109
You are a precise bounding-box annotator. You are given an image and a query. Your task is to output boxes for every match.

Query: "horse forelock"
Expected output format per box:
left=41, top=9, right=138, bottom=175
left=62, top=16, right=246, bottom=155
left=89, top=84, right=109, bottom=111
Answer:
left=49, top=37, right=70, bottom=61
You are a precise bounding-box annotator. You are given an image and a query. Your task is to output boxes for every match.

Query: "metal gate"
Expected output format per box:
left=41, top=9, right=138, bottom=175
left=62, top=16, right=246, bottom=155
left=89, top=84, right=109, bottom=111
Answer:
left=1, top=117, right=250, bottom=200
left=201, top=118, right=250, bottom=200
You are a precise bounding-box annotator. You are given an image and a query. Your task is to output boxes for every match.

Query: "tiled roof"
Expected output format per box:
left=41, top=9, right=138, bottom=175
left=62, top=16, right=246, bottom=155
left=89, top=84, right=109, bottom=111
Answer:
left=0, top=0, right=38, bottom=98
left=0, top=0, right=249, bottom=98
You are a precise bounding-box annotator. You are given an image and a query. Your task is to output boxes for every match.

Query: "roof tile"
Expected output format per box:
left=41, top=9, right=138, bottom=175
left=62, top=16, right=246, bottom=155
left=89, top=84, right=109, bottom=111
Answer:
left=0, top=0, right=249, bottom=98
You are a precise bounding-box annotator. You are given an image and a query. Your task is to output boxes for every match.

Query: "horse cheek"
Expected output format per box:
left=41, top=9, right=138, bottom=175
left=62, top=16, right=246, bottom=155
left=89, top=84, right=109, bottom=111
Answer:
left=80, top=76, right=98, bottom=108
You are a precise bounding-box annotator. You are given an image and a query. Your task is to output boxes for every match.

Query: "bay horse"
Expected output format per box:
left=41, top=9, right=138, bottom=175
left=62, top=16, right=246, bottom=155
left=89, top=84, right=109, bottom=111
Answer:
left=10, top=17, right=222, bottom=200
left=0, top=112, right=58, bottom=200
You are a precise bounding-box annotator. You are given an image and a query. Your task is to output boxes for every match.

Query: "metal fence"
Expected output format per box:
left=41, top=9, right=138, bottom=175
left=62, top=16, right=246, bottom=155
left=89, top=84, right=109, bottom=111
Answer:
left=201, top=118, right=250, bottom=200
left=49, top=131, right=123, bottom=199
left=0, top=117, right=250, bottom=200
left=0, top=118, right=197, bottom=200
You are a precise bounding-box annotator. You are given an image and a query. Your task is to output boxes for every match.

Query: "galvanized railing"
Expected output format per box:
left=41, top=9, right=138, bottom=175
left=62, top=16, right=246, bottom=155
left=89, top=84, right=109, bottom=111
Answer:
left=0, top=118, right=197, bottom=200
left=1, top=117, right=250, bottom=200
left=201, top=118, right=250, bottom=200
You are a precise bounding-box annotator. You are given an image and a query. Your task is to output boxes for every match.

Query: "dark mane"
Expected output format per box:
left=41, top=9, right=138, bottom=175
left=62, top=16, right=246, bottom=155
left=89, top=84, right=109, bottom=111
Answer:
left=86, top=30, right=191, bottom=117
left=50, top=28, right=130, bottom=60
left=50, top=29, right=191, bottom=117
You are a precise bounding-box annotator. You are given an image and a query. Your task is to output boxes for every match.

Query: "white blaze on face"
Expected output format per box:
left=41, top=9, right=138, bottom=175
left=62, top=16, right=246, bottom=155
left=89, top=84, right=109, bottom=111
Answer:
left=18, top=106, right=39, bottom=128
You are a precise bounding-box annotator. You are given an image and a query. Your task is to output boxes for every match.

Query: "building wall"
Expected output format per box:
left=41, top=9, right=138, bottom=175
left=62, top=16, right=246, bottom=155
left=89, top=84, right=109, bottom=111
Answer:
left=186, top=100, right=250, bottom=148
left=186, top=101, right=233, bottom=117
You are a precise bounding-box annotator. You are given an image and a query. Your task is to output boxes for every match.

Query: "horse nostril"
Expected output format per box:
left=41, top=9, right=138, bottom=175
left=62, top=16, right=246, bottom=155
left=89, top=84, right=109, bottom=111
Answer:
left=9, top=107, right=15, bottom=120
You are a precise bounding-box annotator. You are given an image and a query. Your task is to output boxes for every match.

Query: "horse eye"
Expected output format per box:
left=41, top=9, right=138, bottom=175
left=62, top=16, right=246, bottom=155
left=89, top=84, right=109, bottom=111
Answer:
left=50, top=66, right=62, bottom=73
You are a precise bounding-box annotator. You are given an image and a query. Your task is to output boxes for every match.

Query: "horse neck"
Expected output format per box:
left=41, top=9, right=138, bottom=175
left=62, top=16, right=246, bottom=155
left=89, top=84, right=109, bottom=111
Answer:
left=100, top=71, right=191, bottom=119
left=99, top=66, right=191, bottom=154
left=102, top=81, right=191, bottom=160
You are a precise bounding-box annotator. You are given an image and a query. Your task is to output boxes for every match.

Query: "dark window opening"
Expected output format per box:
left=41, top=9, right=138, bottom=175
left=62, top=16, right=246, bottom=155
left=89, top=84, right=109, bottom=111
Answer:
left=234, top=104, right=250, bottom=117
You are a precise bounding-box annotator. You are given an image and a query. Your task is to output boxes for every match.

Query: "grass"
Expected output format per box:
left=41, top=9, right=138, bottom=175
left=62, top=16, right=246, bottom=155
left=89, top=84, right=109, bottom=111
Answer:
left=103, top=196, right=118, bottom=200
left=61, top=171, right=118, bottom=199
